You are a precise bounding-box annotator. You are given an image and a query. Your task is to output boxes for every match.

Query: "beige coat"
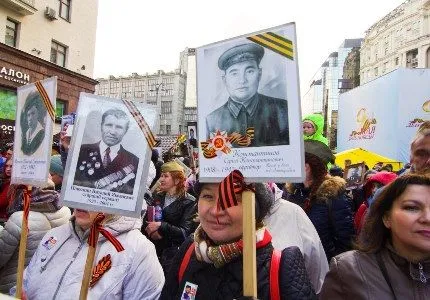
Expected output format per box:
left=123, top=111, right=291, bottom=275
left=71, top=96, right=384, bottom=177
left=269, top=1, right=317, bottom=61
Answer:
left=320, top=246, right=430, bottom=300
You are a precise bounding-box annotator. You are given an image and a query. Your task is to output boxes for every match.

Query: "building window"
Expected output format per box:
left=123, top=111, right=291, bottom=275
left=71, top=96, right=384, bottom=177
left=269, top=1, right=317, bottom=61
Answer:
left=374, top=67, right=378, bottom=76
left=50, top=41, right=67, bottom=67
left=395, top=57, right=399, bottom=65
left=58, top=0, right=71, bottom=21
left=160, top=125, right=165, bottom=135
left=161, top=101, right=172, bottom=114
left=406, top=49, right=418, bottom=68
left=5, top=18, right=18, bottom=47
left=166, top=125, right=171, bottom=135
left=56, top=100, right=66, bottom=117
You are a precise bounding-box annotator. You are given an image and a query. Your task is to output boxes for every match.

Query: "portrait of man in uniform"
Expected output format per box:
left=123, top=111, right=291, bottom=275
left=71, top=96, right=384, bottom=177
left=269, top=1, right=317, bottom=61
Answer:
left=73, top=108, right=139, bottom=195
left=20, top=91, right=47, bottom=156
left=205, top=43, right=289, bottom=147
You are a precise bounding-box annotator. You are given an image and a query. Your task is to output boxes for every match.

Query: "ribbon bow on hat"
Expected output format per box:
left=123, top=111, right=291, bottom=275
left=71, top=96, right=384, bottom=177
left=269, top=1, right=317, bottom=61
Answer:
left=217, top=170, right=255, bottom=212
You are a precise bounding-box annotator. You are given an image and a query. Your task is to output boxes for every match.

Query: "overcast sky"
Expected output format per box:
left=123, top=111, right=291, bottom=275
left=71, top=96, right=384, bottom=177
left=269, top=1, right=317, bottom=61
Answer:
left=93, top=0, right=404, bottom=95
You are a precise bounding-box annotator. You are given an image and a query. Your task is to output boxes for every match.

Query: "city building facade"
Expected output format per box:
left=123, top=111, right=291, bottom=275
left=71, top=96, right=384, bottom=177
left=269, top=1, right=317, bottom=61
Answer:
left=360, top=0, right=430, bottom=84
left=95, top=70, right=187, bottom=135
left=340, top=47, right=361, bottom=94
left=0, top=0, right=99, bottom=147
left=302, top=39, right=362, bottom=148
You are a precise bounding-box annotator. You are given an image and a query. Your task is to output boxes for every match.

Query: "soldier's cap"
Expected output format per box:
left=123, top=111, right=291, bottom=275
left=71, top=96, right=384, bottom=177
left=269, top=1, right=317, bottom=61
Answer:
left=161, top=161, right=184, bottom=173
left=218, top=43, right=265, bottom=71
left=304, top=140, right=335, bottom=165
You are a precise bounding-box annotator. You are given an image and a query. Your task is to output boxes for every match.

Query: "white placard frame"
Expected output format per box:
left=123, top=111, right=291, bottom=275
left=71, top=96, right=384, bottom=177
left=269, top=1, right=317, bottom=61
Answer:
left=60, top=93, right=158, bottom=217
left=11, top=77, right=57, bottom=187
left=196, top=22, right=304, bottom=182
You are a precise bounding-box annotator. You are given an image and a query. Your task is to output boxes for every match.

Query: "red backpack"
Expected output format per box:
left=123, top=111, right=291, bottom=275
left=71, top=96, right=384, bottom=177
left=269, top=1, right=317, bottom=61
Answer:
left=178, top=244, right=282, bottom=300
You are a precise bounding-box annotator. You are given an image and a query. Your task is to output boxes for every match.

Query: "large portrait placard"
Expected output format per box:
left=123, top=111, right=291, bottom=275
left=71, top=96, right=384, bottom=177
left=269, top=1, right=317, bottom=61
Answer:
left=11, top=77, right=57, bottom=186
left=196, top=23, right=304, bottom=182
left=60, top=93, right=158, bottom=217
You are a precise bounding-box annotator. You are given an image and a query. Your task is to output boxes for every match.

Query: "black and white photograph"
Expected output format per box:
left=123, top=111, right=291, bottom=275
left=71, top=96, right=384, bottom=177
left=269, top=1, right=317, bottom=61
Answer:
left=344, top=162, right=366, bottom=189
left=196, top=23, right=304, bottom=182
left=187, top=125, right=197, bottom=147
left=11, top=77, right=57, bottom=187
left=61, top=93, right=157, bottom=217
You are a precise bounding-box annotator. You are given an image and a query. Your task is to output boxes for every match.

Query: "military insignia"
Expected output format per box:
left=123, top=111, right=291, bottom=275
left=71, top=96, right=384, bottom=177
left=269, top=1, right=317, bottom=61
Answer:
left=92, top=156, right=97, bottom=161
left=90, top=254, right=112, bottom=288
left=89, top=152, right=94, bottom=156
left=95, top=162, right=101, bottom=169
left=88, top=168, right=94, bottom=175
left=86, top=163, right=91, bottom=168
left=79, top=165, right=85, bottom=171
left=42, top=236, right=57, bottom=250
left=201, top=128, right=254, bottom=159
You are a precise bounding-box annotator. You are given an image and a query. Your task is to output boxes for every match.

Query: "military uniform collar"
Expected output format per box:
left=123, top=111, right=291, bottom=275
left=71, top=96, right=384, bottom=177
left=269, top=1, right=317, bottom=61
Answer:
left=227, top=93, right=259, bottom=118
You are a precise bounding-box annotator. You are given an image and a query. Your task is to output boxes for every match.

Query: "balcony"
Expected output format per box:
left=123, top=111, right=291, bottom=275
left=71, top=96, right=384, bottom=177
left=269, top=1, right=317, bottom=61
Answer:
left=0, top=0, right=37, bottom=15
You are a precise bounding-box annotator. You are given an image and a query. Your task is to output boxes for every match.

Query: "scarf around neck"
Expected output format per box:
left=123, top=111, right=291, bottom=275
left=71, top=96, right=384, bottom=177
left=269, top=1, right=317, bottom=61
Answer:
left=193, top=224, right=272, bottom=268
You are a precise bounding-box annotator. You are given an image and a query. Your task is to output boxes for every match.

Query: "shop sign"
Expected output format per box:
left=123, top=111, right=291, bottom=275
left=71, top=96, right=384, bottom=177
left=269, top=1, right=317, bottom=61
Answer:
left=0, top=66, right=30, bottom=85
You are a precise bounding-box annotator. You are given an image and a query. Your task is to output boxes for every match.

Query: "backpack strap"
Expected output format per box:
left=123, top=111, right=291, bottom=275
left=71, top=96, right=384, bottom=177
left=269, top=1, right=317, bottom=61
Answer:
left=178, top=243, right=195, bottom=283
left=270, top=249, right=282, bottom=300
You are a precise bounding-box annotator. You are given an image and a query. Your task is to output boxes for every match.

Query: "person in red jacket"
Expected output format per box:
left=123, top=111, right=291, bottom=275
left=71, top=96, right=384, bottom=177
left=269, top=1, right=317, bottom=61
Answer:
left=354, top=171, right=397, bottom=234
left=0, top=158, right=12, bottom=223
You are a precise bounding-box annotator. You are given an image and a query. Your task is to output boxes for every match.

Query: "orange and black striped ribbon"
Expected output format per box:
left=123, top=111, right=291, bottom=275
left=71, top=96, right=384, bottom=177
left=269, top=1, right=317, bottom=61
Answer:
left=200, top=141, right=217, bottom=159
left=88, top=213, right=124, bottom=252
left=122, top=99, right=157, bottom=150
left=247, top=32, right=294, bottom=60
left=23, top=187, right=31, bottom=231
left=217, top=170, right=255, bottom=211
left=34, top=81, right=56, bottom=122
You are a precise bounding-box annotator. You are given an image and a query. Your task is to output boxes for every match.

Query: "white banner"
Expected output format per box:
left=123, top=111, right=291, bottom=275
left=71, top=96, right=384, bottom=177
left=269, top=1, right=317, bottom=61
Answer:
left=338, top=68, right=430, bottom=162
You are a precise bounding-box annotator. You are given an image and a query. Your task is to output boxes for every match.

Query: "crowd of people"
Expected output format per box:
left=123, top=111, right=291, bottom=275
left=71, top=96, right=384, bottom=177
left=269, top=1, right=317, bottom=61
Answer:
left=0, top=118, right=428, bottom=299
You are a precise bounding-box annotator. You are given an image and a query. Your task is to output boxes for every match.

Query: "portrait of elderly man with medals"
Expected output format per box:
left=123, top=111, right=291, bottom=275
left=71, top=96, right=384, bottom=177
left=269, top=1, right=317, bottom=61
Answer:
left=73, top=108, right=139, bottom=195
left=205, top=43, right=289, bottom=147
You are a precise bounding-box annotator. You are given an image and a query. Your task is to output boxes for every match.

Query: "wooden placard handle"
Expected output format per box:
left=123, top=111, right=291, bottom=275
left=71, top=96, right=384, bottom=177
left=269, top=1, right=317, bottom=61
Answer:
left=79, top=232, right=99, bottom=300
left=242, top=190, right=257, bottom=297
left=16, top=185, right=32, bottom=299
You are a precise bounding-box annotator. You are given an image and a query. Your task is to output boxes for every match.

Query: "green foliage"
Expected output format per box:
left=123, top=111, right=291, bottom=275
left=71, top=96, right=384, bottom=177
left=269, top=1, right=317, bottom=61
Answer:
left=0, top=90, right=17, bottom=120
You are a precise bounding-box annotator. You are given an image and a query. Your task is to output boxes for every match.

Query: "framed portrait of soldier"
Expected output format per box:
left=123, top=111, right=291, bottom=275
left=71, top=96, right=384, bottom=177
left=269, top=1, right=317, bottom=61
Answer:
left=11, top=77, right=57, bottom=187
left=60, top=93, right=158, bottom=217
left=196, top=23, right=304, bottom=182
left=344, top=162, right=366, bottom=189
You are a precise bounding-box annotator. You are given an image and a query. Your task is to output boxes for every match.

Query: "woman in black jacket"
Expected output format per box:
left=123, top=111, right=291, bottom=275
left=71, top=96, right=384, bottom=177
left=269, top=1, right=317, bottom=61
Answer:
left=284, top=141, right=355, bottom=261
left=161, top=171, right=315, bottom=299
left=145, top=161, right=197, bottom=272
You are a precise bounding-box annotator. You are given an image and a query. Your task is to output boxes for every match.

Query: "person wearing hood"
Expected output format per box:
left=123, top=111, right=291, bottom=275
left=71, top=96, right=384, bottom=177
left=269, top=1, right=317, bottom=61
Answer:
left=354, top=171, right=398, bottom=234
left=264, top=183, right=329, bottom=294
left=284, top=140, right=355, bottom=261
left=302, top=113, right=328, bottom=146
left=16, top=209, right=164, bottom=299
left=0, top=179, right=71, bottom=293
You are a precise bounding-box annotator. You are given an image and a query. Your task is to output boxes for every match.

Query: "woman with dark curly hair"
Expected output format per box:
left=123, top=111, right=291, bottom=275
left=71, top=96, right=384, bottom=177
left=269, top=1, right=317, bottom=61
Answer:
left=284, top=140, right=355, bottom=261
left=161, top=171, right=316, bottom=299
left=320, top=173, right=430, bottom=299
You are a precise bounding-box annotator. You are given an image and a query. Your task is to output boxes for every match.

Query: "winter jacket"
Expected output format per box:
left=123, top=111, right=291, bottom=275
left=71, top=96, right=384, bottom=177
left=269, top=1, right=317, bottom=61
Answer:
left=21, top=216, right=164, bottom=300
left=285, top=176, right=355, bottom=261
left=264, top=195, right=328, bottom=294
left=146, top=192, right=197, bottom=265
left=303, top=114, right=328, bottom=145
left=320, top=244, right=430, bottom=299
left=0, top=207, right=71, bottom=293
left=161, top=238, right=316, bottom=300
left=354, top=172, right=397, bottom=234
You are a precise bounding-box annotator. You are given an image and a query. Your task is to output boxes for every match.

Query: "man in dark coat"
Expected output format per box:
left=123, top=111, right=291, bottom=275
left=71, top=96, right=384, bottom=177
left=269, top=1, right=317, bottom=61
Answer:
left=205, top=43, right=289, bottom=147
left=74, top=109, right=139, bottom=195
